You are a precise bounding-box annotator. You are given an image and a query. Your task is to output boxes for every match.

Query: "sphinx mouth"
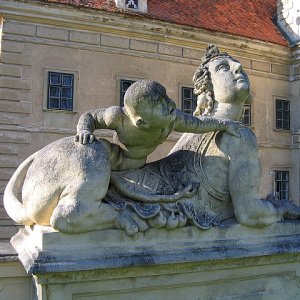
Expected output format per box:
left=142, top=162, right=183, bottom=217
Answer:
left=235, top=77, right=248, bottom=85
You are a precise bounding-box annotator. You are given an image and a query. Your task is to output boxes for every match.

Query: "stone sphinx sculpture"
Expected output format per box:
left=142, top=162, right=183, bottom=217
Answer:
left=4, top=45, right=300, bottom=235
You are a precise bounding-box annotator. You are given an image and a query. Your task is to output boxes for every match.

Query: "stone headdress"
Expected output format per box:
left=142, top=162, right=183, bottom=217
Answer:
left=193, top=45, right=233, bottom=116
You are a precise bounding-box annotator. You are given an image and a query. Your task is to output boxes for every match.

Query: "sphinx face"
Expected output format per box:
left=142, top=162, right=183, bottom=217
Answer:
left=208, top=57, right=250, bottom=105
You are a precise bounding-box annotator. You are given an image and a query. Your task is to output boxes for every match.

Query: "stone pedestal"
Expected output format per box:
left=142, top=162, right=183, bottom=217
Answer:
left=11, top=220, right=300, bottom=299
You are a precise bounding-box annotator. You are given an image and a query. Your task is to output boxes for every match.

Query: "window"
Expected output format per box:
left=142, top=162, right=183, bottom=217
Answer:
left=47, top=72, right=74, bottom=111
left=242, top=105, right=251, bottom=126
left=182, top=87, right=197, bottom=115
left=120, top=79, right=136, bottom=106
left=115, top=0, right=147, bottom=12
left=276, top=99, right=290, bottom=130
left=275, top=170, right=289, bottom=200
left=126, top=0, right=138, bottom=9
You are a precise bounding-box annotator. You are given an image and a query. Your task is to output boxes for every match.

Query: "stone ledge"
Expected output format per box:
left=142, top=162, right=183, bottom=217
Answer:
left=11, top=220, right=300, bottom=275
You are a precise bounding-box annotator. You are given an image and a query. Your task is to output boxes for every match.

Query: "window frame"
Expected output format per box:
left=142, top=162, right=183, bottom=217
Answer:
left=43, top=69, right=77, bottom=113
left=125, top=0, right=139, bottom=9
left=181, top=86, right=197, bottom=115
left=275, top=98, right=290, bottom=131
left=115, top=0, right=147, bottom=13
left=119, top=79, right=136, bottom=106
left=242, top=104, right=251, bottom=126
left=274, top=170, right=289, bottom=200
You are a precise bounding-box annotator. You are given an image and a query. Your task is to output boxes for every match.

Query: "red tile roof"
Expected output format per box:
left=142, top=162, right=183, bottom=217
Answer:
left=39, top=0, right=288, bottom=46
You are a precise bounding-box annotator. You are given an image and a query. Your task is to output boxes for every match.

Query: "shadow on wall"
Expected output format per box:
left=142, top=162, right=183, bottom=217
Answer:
left=277, top=0, right=300, bottom=46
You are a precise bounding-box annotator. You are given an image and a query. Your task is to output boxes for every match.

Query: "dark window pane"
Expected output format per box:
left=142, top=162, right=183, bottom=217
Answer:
left=49, top=86, right=60, bottom=98
left=242, top=105, right=251, bottom=126
left=49, top=73, right=61, bottom=85
left=184, top=100, right=191, bottom=109
left=283, top=101, right=289, bottom=110
left=120, top=79, right=135, bottom=106
left=62, top=75, right=73, bottom=86
left=183, top=88, right=192, bottom=100
left=62, top=87, right=72, bottom=98
left=61, top=98, right=72, bottom=110
left=126, top=0, right=138, bottom=9
left=48, top=98, right=59, bottom=109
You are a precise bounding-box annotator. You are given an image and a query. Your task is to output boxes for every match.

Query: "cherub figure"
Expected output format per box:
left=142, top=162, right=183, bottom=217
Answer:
left=75, top=80, right=240, bottom=171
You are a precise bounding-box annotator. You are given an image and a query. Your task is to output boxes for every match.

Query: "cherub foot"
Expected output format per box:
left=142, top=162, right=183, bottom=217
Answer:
left=115, top=208, right=149, bottom=235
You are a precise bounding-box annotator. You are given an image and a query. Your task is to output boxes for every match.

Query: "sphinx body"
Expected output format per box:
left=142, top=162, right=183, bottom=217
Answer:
left=4, top=45, right=300, bottom=234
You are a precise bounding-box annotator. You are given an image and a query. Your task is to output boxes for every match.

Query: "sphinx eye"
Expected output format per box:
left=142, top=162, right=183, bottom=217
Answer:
left=217, top=64, right=229, bottom=72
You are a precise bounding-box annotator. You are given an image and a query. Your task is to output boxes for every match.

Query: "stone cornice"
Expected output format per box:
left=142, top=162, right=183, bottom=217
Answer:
left=1, top=0, right=292, bottom=64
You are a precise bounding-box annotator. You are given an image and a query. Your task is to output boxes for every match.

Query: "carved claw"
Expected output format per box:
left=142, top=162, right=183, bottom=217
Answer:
left=115, top=208, right=149, bottom=235
left=266, top=198, right=300, bottom=220
left=177, top=211, right=187, bottom=227
left=147, top=211, right=167, bottom=228
left=165, top=212, right=178, bottom=230
left=280, top=201, right=300, bottom=220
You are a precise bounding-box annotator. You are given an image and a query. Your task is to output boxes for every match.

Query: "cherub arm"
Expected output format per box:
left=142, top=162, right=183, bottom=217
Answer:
left=173, top=110, right=241, bottom=137
left=75, top=106, right=123, bottom=144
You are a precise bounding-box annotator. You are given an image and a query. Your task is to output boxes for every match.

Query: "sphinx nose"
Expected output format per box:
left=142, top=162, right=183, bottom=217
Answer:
left=234, top=63, right=243, bottom=74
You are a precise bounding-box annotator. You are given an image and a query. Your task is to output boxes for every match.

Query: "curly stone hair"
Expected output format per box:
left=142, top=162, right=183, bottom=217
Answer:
left=193, top=45, right=232, bottom=116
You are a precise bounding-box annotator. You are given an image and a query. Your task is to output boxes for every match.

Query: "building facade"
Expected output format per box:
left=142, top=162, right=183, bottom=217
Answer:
left=1, top=0, right=300, bottom=297
left=0, top=0, right=299, bottom=238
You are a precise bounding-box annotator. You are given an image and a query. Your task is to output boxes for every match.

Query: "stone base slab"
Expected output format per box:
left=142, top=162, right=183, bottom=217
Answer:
left=11, top=220, right=300, bottom=299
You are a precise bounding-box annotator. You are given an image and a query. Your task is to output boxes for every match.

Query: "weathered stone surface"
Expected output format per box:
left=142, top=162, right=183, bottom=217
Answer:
left=0, top=101, right=32, bottom=114
left=0, top=77, right=31, bottom=90
left=37, top=26, right=68, bottom=41
left=271, top=63, right=290, bottom=76
left=251, top=60, right=270, bottom=72
left=0, top=113, right=20, bottom=125
left=12, top=221, right=300, bottom=273
left=10, top=222, right=300, bottom=299
left=70, top=30, right=100, bottom=45
left=0, top=65, right=23, bottom=77
left=182, top=47, right=203, bottom=59
left=130, top=39, right=157, bottom=53
left=158, top=43, right=182, bottom=57
left=1, top=40, right=24, bottom=53
left=0, top=143, right=18, bottom=155
left=0, top=53, right=32, bottom=66
left=101, top=35, right=129, bottom=49
left=3, top=21, right=36, bottom=36
left=0, top=89, right=21, bottom=101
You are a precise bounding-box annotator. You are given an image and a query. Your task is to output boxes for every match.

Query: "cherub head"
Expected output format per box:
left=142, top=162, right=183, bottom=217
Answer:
left=124, top=80, right=176, bottom=128
left=193, top=45, right=251, bottom=116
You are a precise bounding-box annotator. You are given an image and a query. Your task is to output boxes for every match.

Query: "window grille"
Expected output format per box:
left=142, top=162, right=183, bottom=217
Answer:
left=182, top=87, right=197, bottom=115
left=275, top=170, right=289, bottom=200
left=242, top=105, right=251, bottom=126
left=47, top=72, right=74, bottom=111
left=120, top=79, right=136, bottom=106
left=126, top=0, right=138, bottom=9
left=275, top=99, right=290, bottom=130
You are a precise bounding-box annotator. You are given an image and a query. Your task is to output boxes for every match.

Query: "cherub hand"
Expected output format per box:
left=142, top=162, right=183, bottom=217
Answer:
left=224, top=120, right=242, bottom=138
left=74, top=130, right=95, bottom=144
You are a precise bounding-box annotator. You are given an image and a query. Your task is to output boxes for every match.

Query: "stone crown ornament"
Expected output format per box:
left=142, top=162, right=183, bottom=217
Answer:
left=200, top=44, right=233, bottom=66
